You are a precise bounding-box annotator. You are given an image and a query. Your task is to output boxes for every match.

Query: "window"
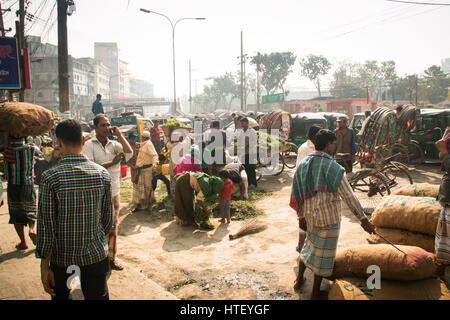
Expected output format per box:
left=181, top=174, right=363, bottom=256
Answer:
left=38, top=92, right=43, bottom=98
left=356, top=106, right=362, bottom=113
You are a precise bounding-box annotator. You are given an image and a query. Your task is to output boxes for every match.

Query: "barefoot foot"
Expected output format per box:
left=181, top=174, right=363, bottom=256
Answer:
left=15, top=242, right=28, bottom=250
left=293, top=276, right=306, bottom=290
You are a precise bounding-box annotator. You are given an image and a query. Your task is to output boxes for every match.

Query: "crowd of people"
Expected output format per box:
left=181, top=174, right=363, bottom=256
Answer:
left=1, top=104, right=448, bottom=300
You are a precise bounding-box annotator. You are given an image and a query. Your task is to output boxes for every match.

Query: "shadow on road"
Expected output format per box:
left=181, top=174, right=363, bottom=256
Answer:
left=160, top=221, right=229, bottom=252
left=0, top=249, right=35, bottom=263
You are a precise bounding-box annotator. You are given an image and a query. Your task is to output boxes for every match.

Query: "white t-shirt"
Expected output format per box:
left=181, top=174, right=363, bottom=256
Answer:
left=296, top=140, right=315, bottom=167
left=82, top=137, right=132, bottom=196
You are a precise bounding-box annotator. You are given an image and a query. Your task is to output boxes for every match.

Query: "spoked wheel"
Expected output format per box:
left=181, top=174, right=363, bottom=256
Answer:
left=380, top=161, right=413, bottom=190
left=391, top=143, right=410, bottom=165
left=349, top=170, right=391, bottom=215
left=282, top=143, right=298, bottom=169
left=255, top=158, right=285, bottom=181
left=407, top=140, right=424, bottom=165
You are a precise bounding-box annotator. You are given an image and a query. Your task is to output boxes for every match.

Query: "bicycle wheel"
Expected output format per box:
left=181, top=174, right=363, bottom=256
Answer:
left=380, top=161, right=413, bottom=188
left=282, top=143, right=298, bottom=169
left=349, top=170, right=391, bottom=214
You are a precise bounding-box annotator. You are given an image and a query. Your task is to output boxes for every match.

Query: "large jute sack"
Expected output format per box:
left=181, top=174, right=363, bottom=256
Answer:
left=370, top=195, right=440, bottom=235
left=328, top=277, right=450, bottom=300
left=392, top=183, right=440, bottom=198
left=332, top=244, right=436, bottom=281
left=0, top=102, right=57, bottom=136
left=367, top=227, right=435, bottom=253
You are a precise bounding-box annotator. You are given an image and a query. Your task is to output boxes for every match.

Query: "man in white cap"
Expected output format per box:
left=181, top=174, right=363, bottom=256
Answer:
left=131, top=131, right=159, bottom=212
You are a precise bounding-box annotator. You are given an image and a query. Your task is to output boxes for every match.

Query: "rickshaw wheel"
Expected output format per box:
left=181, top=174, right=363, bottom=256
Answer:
left=282, top=143, right=298, bottom=169
left=349, top=170, right=391, bottom=214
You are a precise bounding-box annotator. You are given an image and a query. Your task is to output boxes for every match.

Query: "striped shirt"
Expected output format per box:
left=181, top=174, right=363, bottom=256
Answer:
left=35, top=154, right=114, bottom=267
left=297, top=175, right=367, bottom=228
left=4, top=143, right=35, bottom=185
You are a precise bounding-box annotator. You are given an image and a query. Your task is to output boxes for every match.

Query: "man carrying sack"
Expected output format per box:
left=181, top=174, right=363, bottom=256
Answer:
left=131, top=131, right=159, bottom=212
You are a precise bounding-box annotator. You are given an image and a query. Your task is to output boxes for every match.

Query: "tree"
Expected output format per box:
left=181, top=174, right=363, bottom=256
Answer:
left=201, top=73, right=240, bottom=110
left=299, top=54, right=331, bottom=97
left=329, top=63, right=366, bottom=98
left=250, top=52, right=296, bottom=95
left=422, top=65, right=450, bottom=104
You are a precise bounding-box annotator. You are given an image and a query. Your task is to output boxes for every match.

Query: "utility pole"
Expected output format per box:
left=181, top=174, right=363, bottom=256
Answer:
left=18, top=0, right=26, bottom=102
left=415, top=74, right=418, bottom=107
left=0, top=2, right=9, bottom=36
left=189, top=59, right=192, bottom=113
left=240, top=31, right=244, bottom=111
left=57, top=0, right=70, bottom=113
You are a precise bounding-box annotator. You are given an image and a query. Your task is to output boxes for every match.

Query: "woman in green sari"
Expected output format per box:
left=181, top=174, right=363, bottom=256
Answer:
left=174, top=171, right=224, bottom=229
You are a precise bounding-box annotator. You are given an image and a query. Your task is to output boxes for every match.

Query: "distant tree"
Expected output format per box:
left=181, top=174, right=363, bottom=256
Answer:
left=329, top=63, right=366, bottom=98
left=202, top=73, right=239, bottom=110
left=250, top=52, right=296, bottom=95
left=299, top=54, right=331, bottom=97
left=422, top=65, right=450, bottom=104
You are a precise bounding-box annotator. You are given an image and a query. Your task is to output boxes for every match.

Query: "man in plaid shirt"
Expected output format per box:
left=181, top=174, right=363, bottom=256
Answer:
left=36, top=120, right=114, bottom=300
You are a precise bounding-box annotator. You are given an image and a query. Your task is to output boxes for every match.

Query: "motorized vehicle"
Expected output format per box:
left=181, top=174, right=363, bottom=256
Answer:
left=408, top=108, right=450, bottom=164
left=317, top=112, right=349, bottom=132
left=110, top=113, right=154, bottom=142
left=288, top=113, right=328, bottom=147
left=350, top=112, right=366, bottom=135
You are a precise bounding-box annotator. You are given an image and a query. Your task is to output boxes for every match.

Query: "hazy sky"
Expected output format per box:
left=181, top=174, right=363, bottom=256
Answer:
left=4, top=0, right=450, bottom=99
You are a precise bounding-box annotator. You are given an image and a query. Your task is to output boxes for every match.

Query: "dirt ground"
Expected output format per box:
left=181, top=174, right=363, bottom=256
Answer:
left=0, top=163, right=448, bottom=300
left=115, top=163, right=448, bottom=300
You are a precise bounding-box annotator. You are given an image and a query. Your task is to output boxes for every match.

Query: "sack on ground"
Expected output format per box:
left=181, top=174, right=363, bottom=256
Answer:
left=332, top=244, right=436, bottom=281
left=370, top=195, right=441, bottom=236
left=0, top=102, right=57, bottom=136
left=392, top=183, right=439, bottom=198
left=367, top=227, right=435, bottom=253
left=328, top=277, right=450, bottom=300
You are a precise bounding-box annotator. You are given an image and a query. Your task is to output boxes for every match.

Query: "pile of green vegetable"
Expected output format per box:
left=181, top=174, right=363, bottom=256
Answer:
left=161, top=119, right=190, bottom=130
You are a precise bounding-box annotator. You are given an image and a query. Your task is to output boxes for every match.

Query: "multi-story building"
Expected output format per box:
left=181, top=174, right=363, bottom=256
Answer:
left=119, top=60, right=130, bottom=98
left=442, top=58, right=450, bottom=75
left=94, top=42, right=120, bottom=99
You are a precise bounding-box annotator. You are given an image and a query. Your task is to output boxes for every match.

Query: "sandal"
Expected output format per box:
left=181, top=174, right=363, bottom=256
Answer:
left=110, top=258, right=124, bottom=271
left=15, top=243, right=28, bottom=251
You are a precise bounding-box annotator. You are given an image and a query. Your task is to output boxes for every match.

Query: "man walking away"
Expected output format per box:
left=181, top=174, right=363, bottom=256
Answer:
left=333, top=116, right=356, bottom=173
left=290, top=129, right=375, bottom=300
left=36, top=119, right=113, bottom=300
left=3, top=133, right=37, bottom=250
left=82, top=114, right=133, bottom=271
left=92, top=94, right=104, bottom=116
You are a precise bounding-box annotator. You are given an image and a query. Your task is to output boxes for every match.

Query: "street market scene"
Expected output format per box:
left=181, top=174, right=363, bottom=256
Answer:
left=1, top=0, right=450, bottom=304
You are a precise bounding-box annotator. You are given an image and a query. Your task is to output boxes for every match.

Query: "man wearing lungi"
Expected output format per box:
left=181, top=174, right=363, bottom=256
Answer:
left=290, top=129, right=375, bottom=300
left=83, top=114, right=133, bottom=271
left=3, top=133, right=37, bottom=250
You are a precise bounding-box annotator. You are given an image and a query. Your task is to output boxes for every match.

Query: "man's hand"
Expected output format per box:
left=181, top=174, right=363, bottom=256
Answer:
left=111, top=126, right=121, bottom=137
left=41, top=265, right=56, bottom=297
left=361, top=218, right=375, bottom=234
left=435, top=139, right=447, bottom=154
left=112, top=153, right=123, bottom=165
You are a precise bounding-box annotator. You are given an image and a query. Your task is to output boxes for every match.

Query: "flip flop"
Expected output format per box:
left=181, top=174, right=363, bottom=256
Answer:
left=15, top=243, right=28, bottom=251
left=110, top=258, right=124, bottom=271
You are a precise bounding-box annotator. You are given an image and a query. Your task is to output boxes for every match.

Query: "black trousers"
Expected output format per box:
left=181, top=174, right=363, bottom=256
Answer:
left=50, top=258, right=110, bottom=300
left=243, top=154, right=257, bottom=187
left=152, top=173, right=171, bottom=195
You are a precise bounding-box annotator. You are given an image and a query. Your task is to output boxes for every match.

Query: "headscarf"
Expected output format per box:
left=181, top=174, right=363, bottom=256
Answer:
left=440, top=127, right=450, bottom=172
left=193, top=172, right=224, bottom=198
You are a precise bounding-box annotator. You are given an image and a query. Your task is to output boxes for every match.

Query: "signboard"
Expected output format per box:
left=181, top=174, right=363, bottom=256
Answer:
left=0, top=37, right=21, bottom=89
left=262, top=93, right=285, bottom=104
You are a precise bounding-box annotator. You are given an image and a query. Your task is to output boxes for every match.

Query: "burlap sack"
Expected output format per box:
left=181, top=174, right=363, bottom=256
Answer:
left=392, top=183, right=440, bottom=198
left=370, top=195, right=441, bottom=236
left=328, top=277, right=450, bottom=300
left=0, top=102, right=57, bottom=136
left=332, top=244, right=436, bottom=281
left=367, top=227, right=435, bottom=253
